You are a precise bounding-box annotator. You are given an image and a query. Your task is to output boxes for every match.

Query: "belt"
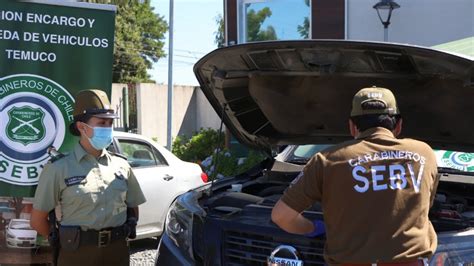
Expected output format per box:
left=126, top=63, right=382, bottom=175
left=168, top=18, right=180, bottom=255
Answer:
left=80, top=225, right=128, bottom=247
left=341, top=259, right=428, bottom=266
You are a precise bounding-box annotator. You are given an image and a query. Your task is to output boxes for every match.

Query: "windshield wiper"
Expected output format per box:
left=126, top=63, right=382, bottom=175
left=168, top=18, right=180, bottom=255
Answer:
left=286, top=157, right=309, bottom=165
left=438, top=167, right=474, bottom=176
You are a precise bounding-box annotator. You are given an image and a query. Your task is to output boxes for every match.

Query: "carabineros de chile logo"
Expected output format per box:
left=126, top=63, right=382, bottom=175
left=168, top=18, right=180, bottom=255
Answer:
left=0, top=74, right=75, bottom=186
left=6, top=106, right=46, bottom=145
left=441, top=151, right=474, bottom=172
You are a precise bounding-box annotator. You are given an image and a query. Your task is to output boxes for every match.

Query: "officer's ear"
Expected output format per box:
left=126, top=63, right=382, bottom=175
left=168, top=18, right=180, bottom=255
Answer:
left=393, top=118, right=403, bottom=137
left=349, top=119, right=359, bottom=138
left=76, top=121, right=90, bottom=136
left=76, top=121, right=84, bottom=133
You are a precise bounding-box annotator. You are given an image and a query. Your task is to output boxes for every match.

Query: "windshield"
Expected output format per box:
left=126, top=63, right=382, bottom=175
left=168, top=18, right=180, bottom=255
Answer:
left=285, top=145, right=474, bottom=174
left=285, top=144, right=332, bottom=164
left=10, top=221, right=32, bottom=230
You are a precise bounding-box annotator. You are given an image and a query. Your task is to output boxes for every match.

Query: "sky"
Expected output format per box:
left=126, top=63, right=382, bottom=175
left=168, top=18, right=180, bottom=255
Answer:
left=149, top=0, right=223, bottom=86
left=247, top=0, right=309, bottom=41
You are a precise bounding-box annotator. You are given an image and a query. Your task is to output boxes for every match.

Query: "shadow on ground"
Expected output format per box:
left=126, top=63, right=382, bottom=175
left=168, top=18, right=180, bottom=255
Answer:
left=130, top=237, right=160, bottom=253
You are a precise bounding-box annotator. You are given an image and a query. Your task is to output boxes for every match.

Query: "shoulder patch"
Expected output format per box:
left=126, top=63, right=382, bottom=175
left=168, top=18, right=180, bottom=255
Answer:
left=114, top=170, right=126, bottom=180
left=47, top=152, right=68, bottom=164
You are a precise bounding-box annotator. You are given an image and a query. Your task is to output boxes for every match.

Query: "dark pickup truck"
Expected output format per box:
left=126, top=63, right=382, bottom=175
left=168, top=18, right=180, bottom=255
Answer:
left=156, top=40, right=474, bottom=265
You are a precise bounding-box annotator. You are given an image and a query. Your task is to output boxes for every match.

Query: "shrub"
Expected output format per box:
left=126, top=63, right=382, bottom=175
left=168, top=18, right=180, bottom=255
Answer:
left=172, top=128, right=224, bottom=163
left=202, top=149, right=266, bottom=181
left=172, top=128, right=266, bottom=181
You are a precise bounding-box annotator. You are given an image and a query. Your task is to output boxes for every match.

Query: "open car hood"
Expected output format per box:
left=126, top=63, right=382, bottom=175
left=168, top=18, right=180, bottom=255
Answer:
left=194, top=40, right=474, bottom=154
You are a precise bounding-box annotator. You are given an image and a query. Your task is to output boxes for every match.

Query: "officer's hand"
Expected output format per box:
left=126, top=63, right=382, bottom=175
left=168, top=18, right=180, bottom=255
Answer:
left=304, top=220, right=326, bottom=237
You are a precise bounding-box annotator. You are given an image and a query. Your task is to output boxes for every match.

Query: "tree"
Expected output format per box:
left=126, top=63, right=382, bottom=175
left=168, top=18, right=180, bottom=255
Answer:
left=82, top=0, right=167, bottom=83
left=214, top=7, right=277, bottom=47
left=297, top=0, right=310, bottom=39
left=246, top=7, right=277, bottom=42
left=10, top=197, right=23, bottom=219
left=214, top=14, right=225, bottom=48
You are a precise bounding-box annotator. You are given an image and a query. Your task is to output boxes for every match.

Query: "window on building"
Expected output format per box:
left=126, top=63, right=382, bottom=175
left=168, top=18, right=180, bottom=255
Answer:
left=238, top=0, right=311, bottom=43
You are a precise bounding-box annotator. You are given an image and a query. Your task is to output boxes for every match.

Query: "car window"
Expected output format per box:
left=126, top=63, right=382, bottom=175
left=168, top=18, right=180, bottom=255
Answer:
left=285, top=144, right=333, bottom=164
left=116, top=139, right=167, bottom=168
left=107, top=141, right=118, bottom=153
left=293, top=144, right=332, bottom=159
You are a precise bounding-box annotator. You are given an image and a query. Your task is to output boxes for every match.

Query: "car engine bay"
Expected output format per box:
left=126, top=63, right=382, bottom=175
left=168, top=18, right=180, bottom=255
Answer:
left=201, top=162, right=474, bottom=233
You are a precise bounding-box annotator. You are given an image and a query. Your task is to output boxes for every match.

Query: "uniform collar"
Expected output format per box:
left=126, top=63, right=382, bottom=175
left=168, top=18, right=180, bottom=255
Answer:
left=74, top=142, right=111, bottom=163
left=356, top=127, right=395, bottom=140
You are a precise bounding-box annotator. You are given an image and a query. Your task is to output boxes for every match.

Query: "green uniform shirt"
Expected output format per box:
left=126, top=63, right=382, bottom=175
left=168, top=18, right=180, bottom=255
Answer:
left=33, top=143, right=146, bottom=230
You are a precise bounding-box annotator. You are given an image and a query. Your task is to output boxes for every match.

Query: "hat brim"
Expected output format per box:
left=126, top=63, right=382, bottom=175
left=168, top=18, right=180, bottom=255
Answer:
left=92, top=113, right=119, bottom=119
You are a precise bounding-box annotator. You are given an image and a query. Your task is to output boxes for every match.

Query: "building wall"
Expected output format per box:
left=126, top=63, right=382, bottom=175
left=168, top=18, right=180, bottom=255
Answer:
left=111, top=84, right=220, bottom=148
left=136, top=83, right=167, bottom=143
left=196, top=88, right=222, bottom=130
left=347, top=0, right=473, bottom=46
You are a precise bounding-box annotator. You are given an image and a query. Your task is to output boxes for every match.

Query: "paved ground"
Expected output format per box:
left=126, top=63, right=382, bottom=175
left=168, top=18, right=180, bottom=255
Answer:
left=130, top=237, right=160, bottom=266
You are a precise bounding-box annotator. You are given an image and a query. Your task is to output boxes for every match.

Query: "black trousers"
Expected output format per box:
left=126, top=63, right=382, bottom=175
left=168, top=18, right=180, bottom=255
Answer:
left=57, top=239, right=129, bottom=266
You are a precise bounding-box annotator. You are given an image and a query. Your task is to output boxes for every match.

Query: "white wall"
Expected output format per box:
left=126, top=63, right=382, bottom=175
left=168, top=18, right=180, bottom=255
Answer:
left=111, top=83, right=221, bottom=148
left=347, top=0, right=473, bottom=46
left=136, top=83, right=167, bottom=143
left=196, top=88, right=221, bottom=130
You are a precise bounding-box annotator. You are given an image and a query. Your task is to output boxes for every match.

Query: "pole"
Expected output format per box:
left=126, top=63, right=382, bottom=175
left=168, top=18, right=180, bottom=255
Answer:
left=167, top=0, right=174, bottom=150
left=122, top=87, right=129, bottom=132
left=384, top=25, right=388, bottom=42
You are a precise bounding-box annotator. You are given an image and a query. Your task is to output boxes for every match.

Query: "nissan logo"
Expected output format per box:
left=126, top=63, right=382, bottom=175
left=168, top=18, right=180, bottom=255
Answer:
left=267, top=245, right=303, bottom=266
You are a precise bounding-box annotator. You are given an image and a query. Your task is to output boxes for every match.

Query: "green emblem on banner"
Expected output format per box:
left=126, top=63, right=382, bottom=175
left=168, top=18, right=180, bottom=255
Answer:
left=441, top=150, right=474, bottom=172
left=6, top=107, right=46, bottom=145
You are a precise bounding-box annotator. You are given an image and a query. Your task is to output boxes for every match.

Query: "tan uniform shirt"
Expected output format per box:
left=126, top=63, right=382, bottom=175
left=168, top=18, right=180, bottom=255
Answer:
left=33, top=143, right=146, bottom=230
left=281, top=127, right=439, bottom=263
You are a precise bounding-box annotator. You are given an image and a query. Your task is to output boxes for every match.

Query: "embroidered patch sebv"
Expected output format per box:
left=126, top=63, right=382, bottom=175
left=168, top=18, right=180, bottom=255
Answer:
left=64, top=176, right=86, bottom=187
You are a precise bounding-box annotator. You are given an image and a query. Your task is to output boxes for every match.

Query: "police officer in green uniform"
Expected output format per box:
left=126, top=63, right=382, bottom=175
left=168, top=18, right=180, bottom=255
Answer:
left=31, top=89, right=146, bottom=266
left=272, top=87, right=439, bottom=265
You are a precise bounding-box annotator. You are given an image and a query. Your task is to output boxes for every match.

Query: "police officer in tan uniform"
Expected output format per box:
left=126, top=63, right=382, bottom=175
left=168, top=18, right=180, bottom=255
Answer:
left=271, top=87, right=439, bottom=265
left=31, top=89, right=146, bottom=266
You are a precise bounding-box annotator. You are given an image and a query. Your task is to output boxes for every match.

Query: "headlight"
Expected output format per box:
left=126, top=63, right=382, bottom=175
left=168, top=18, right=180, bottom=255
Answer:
left=166, top=200, right=193, bottom=257
left=165, top=189, right=207, bottom=259
left=430, top=229, right=474, bottom=266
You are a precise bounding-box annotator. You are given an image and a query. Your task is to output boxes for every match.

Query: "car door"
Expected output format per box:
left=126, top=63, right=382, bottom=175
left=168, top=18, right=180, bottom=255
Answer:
left=113, top=137, right=176, bottom=236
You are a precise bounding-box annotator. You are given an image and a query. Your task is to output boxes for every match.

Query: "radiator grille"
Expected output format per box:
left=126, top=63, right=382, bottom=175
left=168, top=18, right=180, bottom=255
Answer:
left=223, top=230, right=325, bottom=266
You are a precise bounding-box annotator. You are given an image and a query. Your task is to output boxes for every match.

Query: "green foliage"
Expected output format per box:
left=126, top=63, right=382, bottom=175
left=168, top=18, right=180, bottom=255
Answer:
left=171, top=128, right=266, bottom=181
left=246, top=7, right=277, bottom=42
left=214, top=14, right=225, bottom=48
left=297, top=0, right=310, bottom=39
left=297, top=17, right=309, bottom=39
left=203, top=149, right=266, bottom=181
left=172, top=128, right=224, bottom=163
left=82, top=0, right=167, bottom=83
left=206, top=149, right=238, bottom=178
left=214, top=7, right=277, bottom=46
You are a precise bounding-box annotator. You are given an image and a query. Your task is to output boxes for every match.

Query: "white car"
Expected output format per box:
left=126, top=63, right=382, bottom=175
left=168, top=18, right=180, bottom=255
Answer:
left=6, top=219, right=37, bottom=249
left=110, top=132, right=208, bottom=239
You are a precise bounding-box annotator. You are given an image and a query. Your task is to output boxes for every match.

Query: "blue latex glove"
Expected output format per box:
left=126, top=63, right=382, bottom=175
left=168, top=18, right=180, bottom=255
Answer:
left=304, top=220, right=326, bottom=237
